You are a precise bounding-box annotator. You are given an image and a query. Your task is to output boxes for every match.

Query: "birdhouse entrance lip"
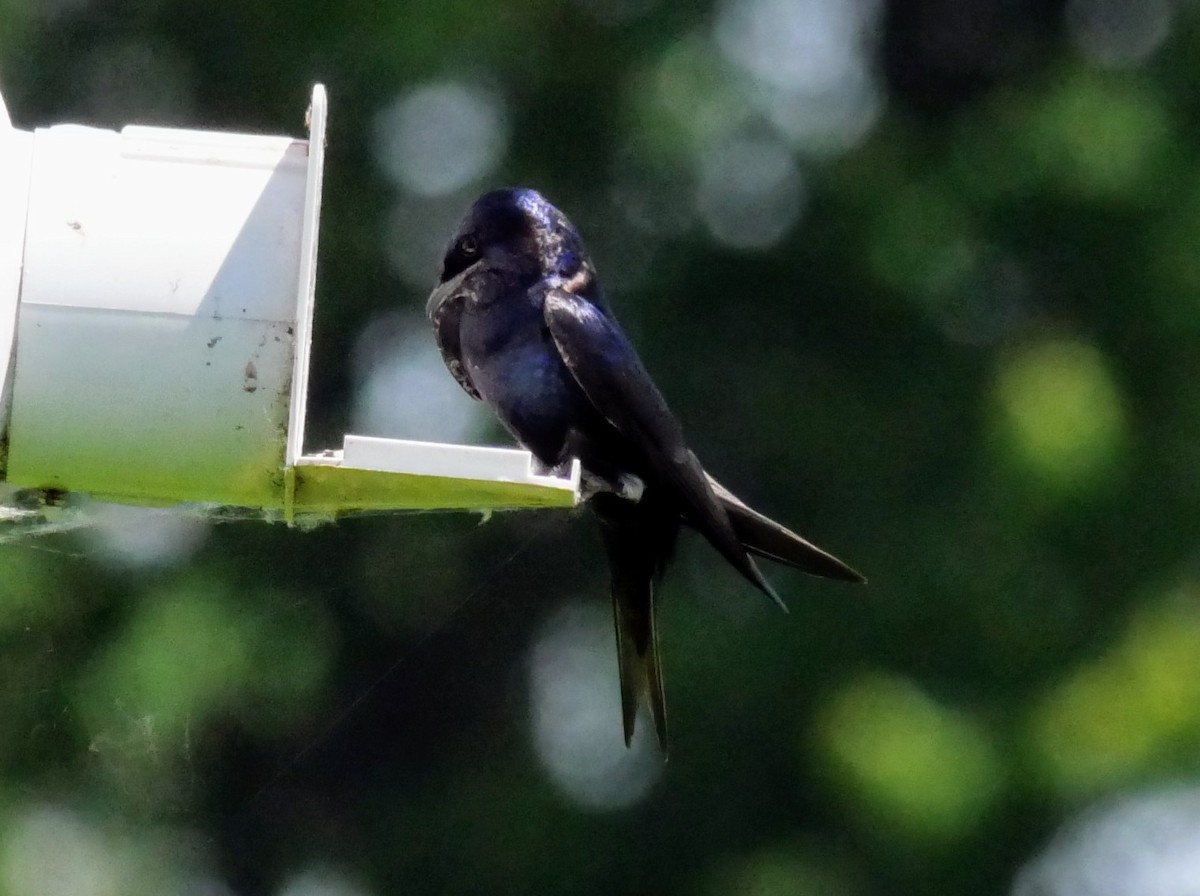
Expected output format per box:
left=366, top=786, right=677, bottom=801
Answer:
left=296, top=434, right=580, bottom=486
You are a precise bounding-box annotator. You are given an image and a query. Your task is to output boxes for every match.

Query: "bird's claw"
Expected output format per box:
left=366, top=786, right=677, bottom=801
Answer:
left=529, top=458, right=642, bottom=502
left=579, top=471, right=645, bottom=503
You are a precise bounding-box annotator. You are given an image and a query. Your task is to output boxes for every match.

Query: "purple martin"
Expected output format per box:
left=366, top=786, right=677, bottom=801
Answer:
left=426, top=188, right=864, bottom=752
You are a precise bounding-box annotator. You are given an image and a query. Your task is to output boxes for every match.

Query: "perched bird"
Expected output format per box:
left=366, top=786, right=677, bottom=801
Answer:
left=426, top=188, right=864, bottom=751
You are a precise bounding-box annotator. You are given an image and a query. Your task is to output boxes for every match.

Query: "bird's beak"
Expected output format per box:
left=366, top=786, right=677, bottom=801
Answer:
left=425, top=261, right=483, bottom=319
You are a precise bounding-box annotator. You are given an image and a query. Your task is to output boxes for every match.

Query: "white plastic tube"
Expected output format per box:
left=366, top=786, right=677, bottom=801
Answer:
left=9, top=120, right=305, bottom=506
left=0, top=91, right=32, bottom=462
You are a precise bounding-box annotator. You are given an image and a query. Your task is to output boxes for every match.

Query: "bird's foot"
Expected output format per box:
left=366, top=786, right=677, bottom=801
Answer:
left=579, top=471, right=645, bottom=503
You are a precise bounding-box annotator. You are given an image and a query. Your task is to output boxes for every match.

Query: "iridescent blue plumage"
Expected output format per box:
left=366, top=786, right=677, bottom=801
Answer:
left=427, top=188, right=864, bottom=752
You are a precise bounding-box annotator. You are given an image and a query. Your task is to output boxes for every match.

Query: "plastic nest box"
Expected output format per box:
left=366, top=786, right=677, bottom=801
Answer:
left=0, top=85, right=579, bottom=523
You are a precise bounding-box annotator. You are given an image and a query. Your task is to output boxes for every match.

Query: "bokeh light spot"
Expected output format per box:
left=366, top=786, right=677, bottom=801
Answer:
left=78, top=579, right=333, bottom=793
left=279, top=867, right=374, bottom=896
left=1, top=803, right=232, bottom=896
left=714, top=0, right=873, bottom=95
left=373, top=81, right=508, bottom=198
left=650, top=34, right=754, bottom=151
left=993, top=339, right=1126, bottom=493
left=1029, top=591, right=1200, bottom=796
left=383, top=191, right=478, bottom=290
left=80, top=503, right=208, bottom=569
left=1, top=806, right=119, bottom=896
left=529, top=602, right=663, bottom=811
left=1014, top=786, right=1200, bottom=896
left=816, top=673, right=1000, bottom=842
left=1065, top=0, right=1173, bottom=69
left=695, top=132, right=804, bottom=250
left=352, top=311, right=487, bottom=443
left=714, top=0, right=882, bottom=153
left=80, top=583, right=255, bottom=747
left=749, top=76, right=882, bottom=156
left=1025, top=74, right=1170, bottom=200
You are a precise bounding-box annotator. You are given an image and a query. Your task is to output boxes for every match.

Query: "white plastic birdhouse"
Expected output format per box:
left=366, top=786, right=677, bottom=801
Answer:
left=0, top=85, right=579, bottom=521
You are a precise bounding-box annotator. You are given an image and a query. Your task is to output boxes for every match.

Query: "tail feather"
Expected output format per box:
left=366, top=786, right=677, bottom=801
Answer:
left=706, top=475, right=866, bottom=584
left=612, top=582, right=667, bottom=749
left=649, top=444, right=790, bottom=613
left=594, top=493, right=675, bottom=752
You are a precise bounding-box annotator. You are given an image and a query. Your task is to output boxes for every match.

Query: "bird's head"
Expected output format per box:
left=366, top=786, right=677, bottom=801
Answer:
left=432, top=188, right=593, bottom=298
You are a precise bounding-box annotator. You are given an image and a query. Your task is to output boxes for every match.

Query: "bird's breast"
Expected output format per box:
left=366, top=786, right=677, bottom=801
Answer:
left=459, top=298, right=585, bottom=465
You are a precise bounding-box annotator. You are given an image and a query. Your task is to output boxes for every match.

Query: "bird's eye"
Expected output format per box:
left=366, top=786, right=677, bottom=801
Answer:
left=459, top=235, right=479, bottom=257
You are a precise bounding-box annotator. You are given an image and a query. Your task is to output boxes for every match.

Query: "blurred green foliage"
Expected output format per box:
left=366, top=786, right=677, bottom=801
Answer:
left=4, top=1, right=1200, bottom=894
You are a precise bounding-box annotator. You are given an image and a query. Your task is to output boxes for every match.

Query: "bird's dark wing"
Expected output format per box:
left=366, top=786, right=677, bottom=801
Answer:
left=705, top=475, right=866, bottom=583
left=428, top=290, right=482, bottom=401
left=543, top=288, right=785, bottom=610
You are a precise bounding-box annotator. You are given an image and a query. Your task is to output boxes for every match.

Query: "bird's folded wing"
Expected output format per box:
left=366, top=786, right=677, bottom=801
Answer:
left=428, top=289, right=482, bottom=401
left=542, top=289, right=714, bottom=501
left=543, top=288, right=784, bottom=606
left=706, top=476, right=866, bottom=583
